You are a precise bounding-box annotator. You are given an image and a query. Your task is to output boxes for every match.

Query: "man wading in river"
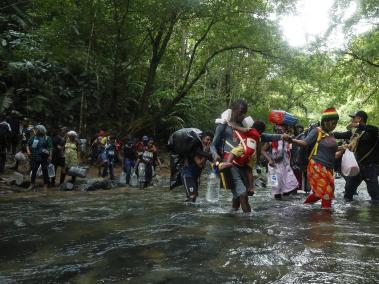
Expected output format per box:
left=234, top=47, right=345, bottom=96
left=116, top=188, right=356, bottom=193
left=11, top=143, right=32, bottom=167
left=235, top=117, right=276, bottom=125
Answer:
left=334, top=111, right=379, bottom=202
left=211, top=100, right=284, bottom=212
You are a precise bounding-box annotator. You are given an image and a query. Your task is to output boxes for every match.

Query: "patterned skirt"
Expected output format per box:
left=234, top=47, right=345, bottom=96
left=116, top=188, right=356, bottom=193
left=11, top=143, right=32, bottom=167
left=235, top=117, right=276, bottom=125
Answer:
left=307, top=159, right=334, bottom=202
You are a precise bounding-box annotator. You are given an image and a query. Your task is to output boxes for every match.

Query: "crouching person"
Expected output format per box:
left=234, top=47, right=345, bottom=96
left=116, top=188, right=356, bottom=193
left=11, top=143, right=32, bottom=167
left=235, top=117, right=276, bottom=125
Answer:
left=168, top=128, right=212, bottom=202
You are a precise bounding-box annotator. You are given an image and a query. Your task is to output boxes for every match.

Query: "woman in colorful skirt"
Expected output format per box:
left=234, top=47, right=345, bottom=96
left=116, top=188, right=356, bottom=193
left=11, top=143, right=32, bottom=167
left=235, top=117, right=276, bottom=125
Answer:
left=290, top=108, right=347, bottom=208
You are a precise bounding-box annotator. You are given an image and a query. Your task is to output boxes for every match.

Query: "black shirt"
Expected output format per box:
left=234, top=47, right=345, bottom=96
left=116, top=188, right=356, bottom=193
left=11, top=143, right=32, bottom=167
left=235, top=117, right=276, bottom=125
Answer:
left=334, top=125, right=379, bottom=165
left=52, top=135, right=66, bottom=159
left=123, top=144, right=137, bottom=161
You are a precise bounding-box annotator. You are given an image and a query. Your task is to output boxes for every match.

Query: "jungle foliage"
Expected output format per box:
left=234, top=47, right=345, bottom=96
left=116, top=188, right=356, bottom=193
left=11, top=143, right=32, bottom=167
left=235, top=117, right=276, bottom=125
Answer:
left=0, top=0, right=378, bottom=139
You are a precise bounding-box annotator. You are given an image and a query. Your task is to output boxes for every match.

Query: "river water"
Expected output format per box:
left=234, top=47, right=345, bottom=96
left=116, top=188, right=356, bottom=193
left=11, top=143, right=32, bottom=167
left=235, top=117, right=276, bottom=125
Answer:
left=0, top=177, right=378, bottom=283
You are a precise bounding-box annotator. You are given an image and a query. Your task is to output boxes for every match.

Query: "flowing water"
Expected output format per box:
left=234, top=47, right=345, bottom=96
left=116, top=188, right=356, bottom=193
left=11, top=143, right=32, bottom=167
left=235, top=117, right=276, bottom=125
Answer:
left=0, top=178, right=378, bottom=283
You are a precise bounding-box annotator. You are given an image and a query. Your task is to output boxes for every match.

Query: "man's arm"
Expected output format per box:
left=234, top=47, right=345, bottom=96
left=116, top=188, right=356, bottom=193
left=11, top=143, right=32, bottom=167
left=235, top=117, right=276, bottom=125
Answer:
left=261, top=133, right=282, bottom=142
left=210, top=124, right=224, bottom=161
left=333, top=130, right=352, bottom=140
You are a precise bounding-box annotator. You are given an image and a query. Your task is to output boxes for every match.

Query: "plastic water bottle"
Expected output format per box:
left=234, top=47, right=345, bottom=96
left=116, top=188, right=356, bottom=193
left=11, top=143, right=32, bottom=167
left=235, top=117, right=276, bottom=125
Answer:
left=206, top=170, right=220, bottom=203
left=267, top=165, right=278, bottom=187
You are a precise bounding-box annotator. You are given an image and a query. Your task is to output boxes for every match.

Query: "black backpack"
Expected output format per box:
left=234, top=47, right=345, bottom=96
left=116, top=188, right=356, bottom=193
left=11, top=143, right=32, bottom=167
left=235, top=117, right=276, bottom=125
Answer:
left=291, top=124, right=319, bottom=170
left=167, top=128, right=203, bottom=158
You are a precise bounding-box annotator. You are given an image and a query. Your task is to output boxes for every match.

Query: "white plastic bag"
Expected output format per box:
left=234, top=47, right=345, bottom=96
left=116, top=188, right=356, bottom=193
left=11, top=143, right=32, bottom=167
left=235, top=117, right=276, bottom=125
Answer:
left=30, top=165, right=42, bottom=177
left=341, top=149, right=360, bottom=176
left=267, top=165, right=278, bottom=187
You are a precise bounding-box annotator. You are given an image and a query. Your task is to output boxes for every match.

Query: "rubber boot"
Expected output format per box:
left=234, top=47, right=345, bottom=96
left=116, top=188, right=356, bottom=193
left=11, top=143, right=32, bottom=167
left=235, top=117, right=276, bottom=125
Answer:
left=304, top=193, right=320, bottom=204
left=240, top=193, right=251, bottom=213
left=232, top=197, right=240, bottom=211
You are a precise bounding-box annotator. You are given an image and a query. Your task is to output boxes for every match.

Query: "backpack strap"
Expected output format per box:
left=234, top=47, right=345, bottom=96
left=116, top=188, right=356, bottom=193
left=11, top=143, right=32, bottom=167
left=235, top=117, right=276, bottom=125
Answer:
left=234, top=130, right=246, bottom=152
left=308, top=127, right=328, bottom=161
left=349, top=127, right=366, bottom=153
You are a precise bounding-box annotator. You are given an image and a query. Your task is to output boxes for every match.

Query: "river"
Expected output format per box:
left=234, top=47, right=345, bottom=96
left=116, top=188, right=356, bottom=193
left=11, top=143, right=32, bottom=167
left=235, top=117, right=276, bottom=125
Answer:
left=0, top=178, right=378, bottom=283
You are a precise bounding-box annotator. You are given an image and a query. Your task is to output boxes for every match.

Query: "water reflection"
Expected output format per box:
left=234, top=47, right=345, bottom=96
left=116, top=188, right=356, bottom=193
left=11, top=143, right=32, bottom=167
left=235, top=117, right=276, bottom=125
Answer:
left=0, top=180, right=378, bottom=283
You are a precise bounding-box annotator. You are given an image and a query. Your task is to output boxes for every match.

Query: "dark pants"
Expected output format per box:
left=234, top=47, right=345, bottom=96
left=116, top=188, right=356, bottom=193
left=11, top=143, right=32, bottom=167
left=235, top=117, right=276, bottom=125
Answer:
left=30, top=159, right=49, bottom=185
left=102, top=161, right=114, bottom=179
left=123, top=158, right=135, bottom=184
left=344, top=164, right=379, bottom=201
left=0, top=151, right=5, bottom=173
left=10, top=134, right=18, bottom=155
left=51, top=157, right=65, bottom=184
left=181, top=167, right=200, bottom=202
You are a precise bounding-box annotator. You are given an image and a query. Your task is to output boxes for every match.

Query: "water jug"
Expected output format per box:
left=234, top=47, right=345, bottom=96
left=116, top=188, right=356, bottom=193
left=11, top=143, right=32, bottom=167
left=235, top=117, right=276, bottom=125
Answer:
left=48, top=163, right=55, bottom=178
left=119, top=171, right=127, bottom=184
left=267, top=165, right=278, bottom=187
left=206, top=170, right=220, bottom=203
left=129, top=169, right=138, bottom=187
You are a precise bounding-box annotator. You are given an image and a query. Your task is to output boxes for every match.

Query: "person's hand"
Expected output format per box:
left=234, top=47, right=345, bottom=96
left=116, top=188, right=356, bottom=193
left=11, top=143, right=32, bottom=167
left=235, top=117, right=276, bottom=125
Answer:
left=218, top=162, right=232, bottom=170
left=213, top=153, right=222, bottom=163
left=282, top=134, right=291, bottom=141
left=247, top=187, right=255, bottom=196
left=228, top=122, right=238, bottom=129
left=268, top=158, right=275, bottom=166
left=350, top=122, right=359, bottom=128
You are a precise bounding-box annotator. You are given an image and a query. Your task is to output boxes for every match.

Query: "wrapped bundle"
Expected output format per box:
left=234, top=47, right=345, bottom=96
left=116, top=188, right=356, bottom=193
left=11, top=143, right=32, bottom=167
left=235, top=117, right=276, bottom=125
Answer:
left=269, top=110, right=298, bottom=126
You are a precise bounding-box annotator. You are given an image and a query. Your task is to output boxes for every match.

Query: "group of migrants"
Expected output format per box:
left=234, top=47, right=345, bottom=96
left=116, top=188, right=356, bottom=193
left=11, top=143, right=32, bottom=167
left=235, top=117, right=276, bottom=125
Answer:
left=0, top=111, right=161, bottom=191
left=169, top=100, right=379, bottom=211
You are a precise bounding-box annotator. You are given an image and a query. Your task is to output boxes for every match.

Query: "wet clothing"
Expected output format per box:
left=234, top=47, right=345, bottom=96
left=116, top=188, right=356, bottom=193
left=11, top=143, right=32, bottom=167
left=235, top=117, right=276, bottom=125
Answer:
left=334, top=125, right=379, bottom=165
left=229, top=165, right=250, bottom=199
left=181, top=160, right=203, bottom=201
left=102, top=144, right=116, bottom=179
left=267, top=141, right=298, bottom=197
left=306, top=159, right=334, bottom=208
left=136, top=150, right=155, bottom=186
left=303, top=128, right=337, bottom=208
left=304, top=128, right=338, bottom=169
left=211, top=123, right=281, bottom=211
left=123, top=143, right=137, bottom=184
left=344, top=164, right=379, bottom=201
left=334, top=125, right=379, bottom=201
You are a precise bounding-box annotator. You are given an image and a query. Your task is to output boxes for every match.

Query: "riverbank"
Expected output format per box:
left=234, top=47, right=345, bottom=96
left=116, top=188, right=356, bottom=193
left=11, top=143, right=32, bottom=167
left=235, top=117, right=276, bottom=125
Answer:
left=0, top=151, right=172, bottom=195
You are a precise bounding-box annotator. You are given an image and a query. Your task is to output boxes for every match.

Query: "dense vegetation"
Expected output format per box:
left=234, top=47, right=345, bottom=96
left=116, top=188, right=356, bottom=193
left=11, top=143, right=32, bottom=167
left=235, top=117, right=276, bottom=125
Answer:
left=0, top=0, right=378, bottom=139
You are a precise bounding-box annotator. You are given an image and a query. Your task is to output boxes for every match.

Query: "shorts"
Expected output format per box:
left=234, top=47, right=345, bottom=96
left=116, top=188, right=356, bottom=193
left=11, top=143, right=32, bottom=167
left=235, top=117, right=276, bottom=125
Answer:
left=181, top=172, right=199, bottom=198
left=230, top=165, right=249, bottom=198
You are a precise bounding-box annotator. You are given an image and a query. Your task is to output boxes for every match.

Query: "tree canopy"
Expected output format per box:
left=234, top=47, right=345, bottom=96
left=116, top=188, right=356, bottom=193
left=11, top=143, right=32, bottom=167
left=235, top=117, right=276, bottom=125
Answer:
left=0, top=0, right=378, bottom=138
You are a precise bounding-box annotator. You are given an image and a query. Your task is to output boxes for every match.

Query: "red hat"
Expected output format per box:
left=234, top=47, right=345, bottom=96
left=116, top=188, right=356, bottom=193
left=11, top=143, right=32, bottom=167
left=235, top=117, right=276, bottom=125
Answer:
left=321, top=108, right=339, bottom=121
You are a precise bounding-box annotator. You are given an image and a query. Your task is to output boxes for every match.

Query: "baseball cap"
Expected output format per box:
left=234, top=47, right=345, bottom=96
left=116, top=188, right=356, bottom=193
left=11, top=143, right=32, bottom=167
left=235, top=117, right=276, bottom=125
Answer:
left=348, top=110, right=368, bottom=121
